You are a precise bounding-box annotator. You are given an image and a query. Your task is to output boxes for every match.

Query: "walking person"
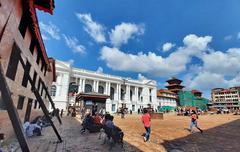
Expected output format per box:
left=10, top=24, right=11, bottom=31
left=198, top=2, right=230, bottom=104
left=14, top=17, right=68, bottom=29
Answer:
left=141, top=109, right=151, bottom=142
left=81, top=107, right=85, bottom=119
left=60, top=109, right=64, bottom=118
left=189, top=110, right=203, bottom=133
left=121, top=108, right=125, bottom=119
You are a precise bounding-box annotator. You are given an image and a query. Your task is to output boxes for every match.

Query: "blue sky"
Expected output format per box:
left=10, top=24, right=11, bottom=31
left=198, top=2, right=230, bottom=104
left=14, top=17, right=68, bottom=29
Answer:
left=37, top=0, right=240, bottom=99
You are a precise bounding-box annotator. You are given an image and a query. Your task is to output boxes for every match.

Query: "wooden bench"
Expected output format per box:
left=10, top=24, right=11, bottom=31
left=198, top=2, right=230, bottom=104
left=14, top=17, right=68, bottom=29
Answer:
left=102, top=125, right=124, bottom=149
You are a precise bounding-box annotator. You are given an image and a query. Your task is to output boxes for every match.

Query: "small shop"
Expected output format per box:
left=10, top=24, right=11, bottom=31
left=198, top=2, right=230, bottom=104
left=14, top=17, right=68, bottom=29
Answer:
left=75, top=92, right=109, bottom=115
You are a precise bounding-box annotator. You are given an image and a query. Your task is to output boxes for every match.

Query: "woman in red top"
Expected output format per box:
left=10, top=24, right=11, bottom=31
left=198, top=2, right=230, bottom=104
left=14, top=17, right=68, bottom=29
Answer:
left=141, top=109, right=151, bottom=142
left=93, top=113, right=102, bottom=125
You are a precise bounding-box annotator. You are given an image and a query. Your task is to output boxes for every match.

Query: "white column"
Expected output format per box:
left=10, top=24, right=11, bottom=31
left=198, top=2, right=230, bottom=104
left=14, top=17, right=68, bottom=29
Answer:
left=82, top=79, right=86, bottom=92
left=78, top=78, right=82, bottom=93
left=116, top=84, right=119, bottom=100
left=108, top=82, right=111, bottom=95
left=93, top=80, right=96, bottom=92
left=134, top=86, right=137, bottom=101
left=96, top=81, right=99, bottom=93
left=136, top=87, right=139, bottom=101
left=126, top=85, right=130, bottom=102
left=105, top=82, right=108, bottom=95
left=119, top=84, right=121, bottom=100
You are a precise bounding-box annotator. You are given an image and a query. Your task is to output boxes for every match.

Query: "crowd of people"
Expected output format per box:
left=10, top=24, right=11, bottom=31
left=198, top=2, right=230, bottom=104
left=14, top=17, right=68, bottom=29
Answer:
left=61, top=103, right=211, bottom=145
left=80, top=111, right=124, bottom=144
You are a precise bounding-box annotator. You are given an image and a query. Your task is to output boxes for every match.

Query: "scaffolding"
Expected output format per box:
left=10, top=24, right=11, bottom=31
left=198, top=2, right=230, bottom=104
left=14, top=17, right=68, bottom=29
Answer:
left=178, top=91, right=209, bottom=110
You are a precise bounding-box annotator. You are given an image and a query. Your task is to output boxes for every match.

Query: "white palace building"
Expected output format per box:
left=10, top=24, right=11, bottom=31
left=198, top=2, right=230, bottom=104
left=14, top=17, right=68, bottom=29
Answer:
left=50, top=60, right=158, bottom=113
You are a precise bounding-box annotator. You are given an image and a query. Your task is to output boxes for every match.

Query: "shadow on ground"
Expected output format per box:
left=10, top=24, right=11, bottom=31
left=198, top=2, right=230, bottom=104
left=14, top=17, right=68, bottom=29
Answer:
left=162, top=118, right=240, bottom=152
left=13, top=116, right=142, bottom=152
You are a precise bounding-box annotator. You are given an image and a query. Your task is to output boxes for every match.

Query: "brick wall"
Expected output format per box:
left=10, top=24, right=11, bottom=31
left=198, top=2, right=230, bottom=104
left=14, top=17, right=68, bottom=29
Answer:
left=0, top=0, right=55, bottom=139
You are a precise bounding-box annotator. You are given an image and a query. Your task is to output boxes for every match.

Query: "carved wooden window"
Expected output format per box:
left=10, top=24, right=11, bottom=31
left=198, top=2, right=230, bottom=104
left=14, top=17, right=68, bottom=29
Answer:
left=110, top=87, right=114, bottom=100
left=18, top=13, right=28, bottom=38
left=17, top=95, right=25, bottom=110
left=6, top=43, right=21, bottom=81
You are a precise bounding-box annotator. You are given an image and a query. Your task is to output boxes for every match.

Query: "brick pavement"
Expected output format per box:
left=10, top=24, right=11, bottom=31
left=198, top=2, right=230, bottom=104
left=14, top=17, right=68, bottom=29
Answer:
left=13, top=116, right=141, bottom=152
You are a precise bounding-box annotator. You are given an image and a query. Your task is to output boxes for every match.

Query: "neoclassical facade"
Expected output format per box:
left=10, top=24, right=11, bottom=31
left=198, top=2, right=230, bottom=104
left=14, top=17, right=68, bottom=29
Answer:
left=51, top=60, right=157, bottom=113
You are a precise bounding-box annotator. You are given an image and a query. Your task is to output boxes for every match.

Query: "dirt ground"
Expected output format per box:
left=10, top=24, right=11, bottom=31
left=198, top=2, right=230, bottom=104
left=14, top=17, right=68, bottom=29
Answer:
left=4, top=113, right=240, bottom=152
left=114, top=113, right=240, bottom=152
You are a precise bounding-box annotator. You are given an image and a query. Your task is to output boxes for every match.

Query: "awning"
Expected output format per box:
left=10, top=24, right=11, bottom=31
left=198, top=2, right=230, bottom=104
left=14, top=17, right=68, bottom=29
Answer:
left=76, top=92, right=110, bottom=102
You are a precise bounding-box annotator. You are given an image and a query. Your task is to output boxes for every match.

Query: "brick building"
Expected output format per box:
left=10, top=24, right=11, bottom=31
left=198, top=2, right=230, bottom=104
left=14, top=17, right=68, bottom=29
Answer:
left=0, top=0, right=56, bottom=140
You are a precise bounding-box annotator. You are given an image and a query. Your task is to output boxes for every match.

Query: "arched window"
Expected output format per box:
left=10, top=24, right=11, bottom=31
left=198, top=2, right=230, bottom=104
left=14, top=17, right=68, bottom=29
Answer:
left=121, top=89, right=125, bottom=100
left=50, top=85, right=57, bottom=97
left=138, top=91, right=141, bottom=100
left=110, top=87, right=115, bottom=100
left=69, top=82, right=78, bottom=94
left=130, top=90, right=133, bottom=101
left=85, top=84, right=92, bottom=93
left=98, top=86, right=104, bottom=94
left=149, top=89, right=152, bottom=102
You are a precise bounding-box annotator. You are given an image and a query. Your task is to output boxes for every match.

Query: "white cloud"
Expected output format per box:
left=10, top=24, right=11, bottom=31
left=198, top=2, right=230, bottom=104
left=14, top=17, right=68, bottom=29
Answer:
left=138, top=73, right=147, bottom=81
left=39, top=22, right=60, bottom=40
left=68, top=59, right=75, bottom=65
left=237, top=32, right=240, bottom=39
left=228, top=73, right=240, bottom=87
left=96, top=67, right=103, bottom=73
left=187, top=71, right=228, bottom=91
left=182, top=34, right=212, bottom=51
left=162, top=42, right=175, bottom=52
left=187, top=71, right=240, bottom=93
left=224, top=35, right=232, bottom=41
left=109, top=22, right=145, bottom=47
left=99, top=32, right=240, bottom=95
left=41, top=33, right=49, bottom=40
left=202, top=48, right=240, bottom=76
left=63, top=34, right=86, bottom=54
left=76, top=13, right=106, bottom=43
left=100, top=34, right=212, bottom=77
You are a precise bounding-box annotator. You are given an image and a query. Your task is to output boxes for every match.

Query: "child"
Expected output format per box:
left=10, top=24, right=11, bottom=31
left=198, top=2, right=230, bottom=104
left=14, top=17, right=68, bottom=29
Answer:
left=141, top=109, right=151, bottom=142
left=190, top=110, right=203, bottom=133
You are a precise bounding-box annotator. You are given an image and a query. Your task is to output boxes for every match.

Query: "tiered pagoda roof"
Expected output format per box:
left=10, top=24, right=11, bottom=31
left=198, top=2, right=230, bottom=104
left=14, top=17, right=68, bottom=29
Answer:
left=166, top=77, right=183, bottom=84
left=157, top=89, right=177, bottom=99
left=165, top=77, right=184, bottom=94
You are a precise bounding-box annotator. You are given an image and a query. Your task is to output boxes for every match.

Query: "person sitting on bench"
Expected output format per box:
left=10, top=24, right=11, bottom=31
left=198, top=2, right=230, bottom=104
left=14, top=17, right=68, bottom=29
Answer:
left=81, top=113, right=103, bottom=133
left=104, top=115, right=124, bottom=144
left=93, top=113, right=102, bottom=125
left=80, top=113, right=93, bottom=133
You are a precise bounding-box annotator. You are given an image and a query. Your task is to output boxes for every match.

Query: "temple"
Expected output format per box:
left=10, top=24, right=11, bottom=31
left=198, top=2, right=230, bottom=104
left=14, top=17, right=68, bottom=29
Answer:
left=165, top=77, right=184, bottom=94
